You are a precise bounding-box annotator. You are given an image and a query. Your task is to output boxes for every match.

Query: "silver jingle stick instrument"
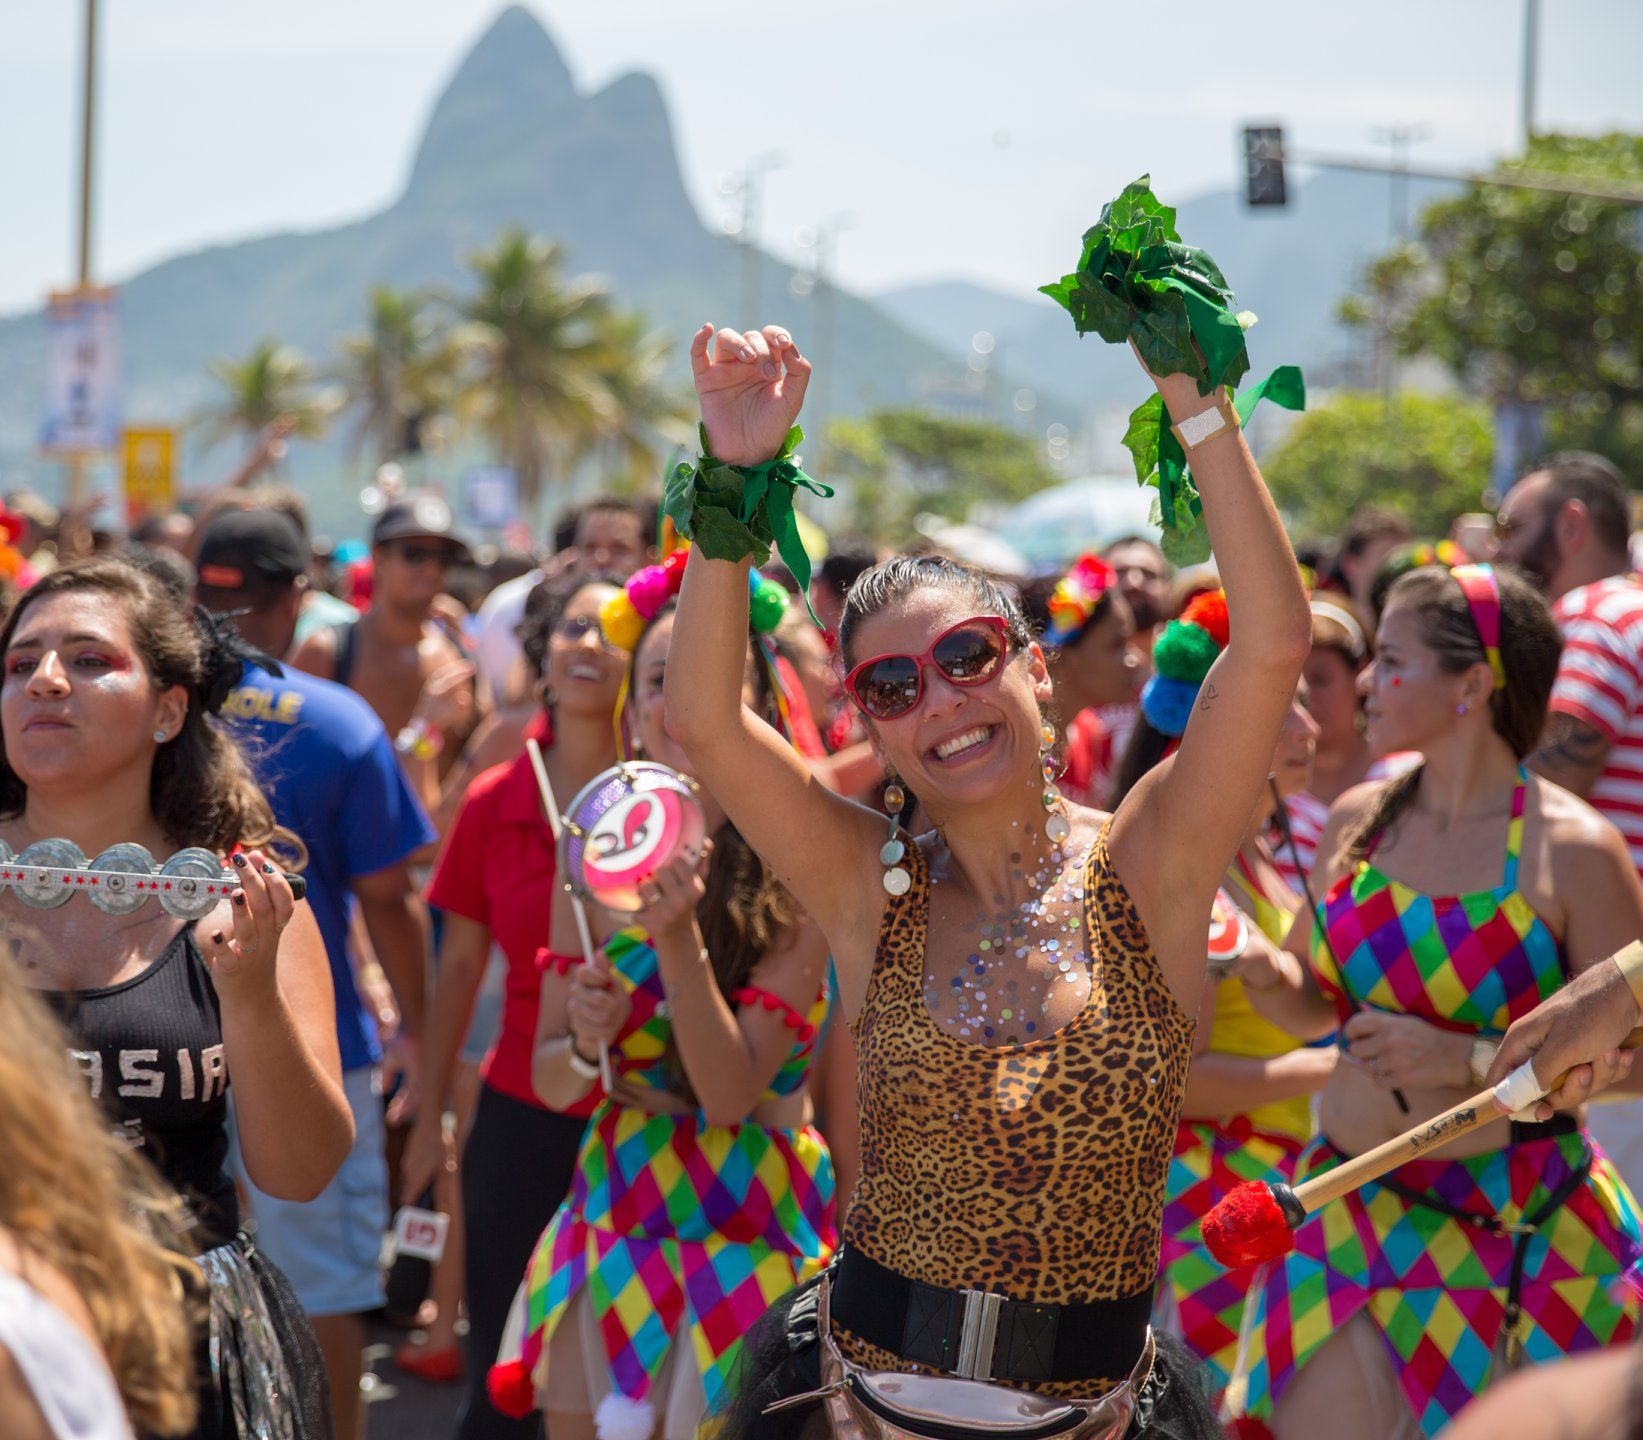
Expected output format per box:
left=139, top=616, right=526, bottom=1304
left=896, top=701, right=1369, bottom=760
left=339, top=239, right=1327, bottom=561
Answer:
left=0, top=840, right=307, bottom=920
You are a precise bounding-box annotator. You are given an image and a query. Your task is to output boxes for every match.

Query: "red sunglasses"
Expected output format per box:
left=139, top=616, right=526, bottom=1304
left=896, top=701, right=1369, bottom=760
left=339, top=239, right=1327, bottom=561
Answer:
left=842, top=615, right=1014, bottom=720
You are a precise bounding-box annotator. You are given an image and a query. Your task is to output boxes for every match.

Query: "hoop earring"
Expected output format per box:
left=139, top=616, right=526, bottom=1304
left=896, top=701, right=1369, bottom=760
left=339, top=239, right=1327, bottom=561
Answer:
left=881, top=777, right=911, bottom=896
left=1041, top=721, right=1071, bottom=844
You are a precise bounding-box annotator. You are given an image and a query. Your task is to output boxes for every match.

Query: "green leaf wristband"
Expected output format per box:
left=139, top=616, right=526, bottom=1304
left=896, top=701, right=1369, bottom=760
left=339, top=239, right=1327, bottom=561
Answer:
left=663, top=423, right=834, bottom=624
left=1122, top=365, right=1307, bottom=566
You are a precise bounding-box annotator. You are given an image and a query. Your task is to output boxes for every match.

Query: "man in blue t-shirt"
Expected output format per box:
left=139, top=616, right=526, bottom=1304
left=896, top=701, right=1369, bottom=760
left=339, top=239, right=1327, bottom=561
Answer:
left=197, top=509, right=435, bottom=1440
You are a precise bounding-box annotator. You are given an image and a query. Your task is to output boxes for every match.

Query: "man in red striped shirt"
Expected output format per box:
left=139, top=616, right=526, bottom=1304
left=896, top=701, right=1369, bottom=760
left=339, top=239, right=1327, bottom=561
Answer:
left=1498, top=451, right=1643, bottom=1184
left=1498, top=453, right=1641, bottom=861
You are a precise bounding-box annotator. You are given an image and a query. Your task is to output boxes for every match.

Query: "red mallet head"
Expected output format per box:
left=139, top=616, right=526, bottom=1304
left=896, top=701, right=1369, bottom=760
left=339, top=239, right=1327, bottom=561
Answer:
left=487, top=1360, right=536, bottom=1418
left=1201, top=1181, right=1306, bottom=1268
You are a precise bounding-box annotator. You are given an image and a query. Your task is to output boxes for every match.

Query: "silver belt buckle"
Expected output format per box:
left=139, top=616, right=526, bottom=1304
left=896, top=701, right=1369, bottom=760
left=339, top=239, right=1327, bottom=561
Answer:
left=954, top=1289, right=1005, bottom=1381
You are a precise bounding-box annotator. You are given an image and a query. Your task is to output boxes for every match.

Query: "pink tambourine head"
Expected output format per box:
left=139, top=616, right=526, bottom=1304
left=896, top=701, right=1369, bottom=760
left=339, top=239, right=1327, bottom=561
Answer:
left=559, top=763, right=706, bottom=912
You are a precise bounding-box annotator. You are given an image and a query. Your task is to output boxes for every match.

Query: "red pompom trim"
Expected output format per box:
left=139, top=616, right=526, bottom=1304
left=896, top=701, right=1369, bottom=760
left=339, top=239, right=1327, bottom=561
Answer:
left=730, top=986, right=816, bottom=1045
left=662, top=547, right=690, bottom=582
left=1225, top=1419, right=1276, bottom=1440
left=486, top=1360, right=536, bottom=1418
left=536, top=948, right=584, bottom=977
left=1180, top=590, right=1230, bottom=649
left=1201, top=1181, right=1296, bottom=1268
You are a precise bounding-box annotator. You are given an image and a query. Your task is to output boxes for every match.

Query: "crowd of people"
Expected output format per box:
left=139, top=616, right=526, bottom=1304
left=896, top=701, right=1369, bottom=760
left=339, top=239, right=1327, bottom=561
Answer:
left=1, top=319, right=1642, bottom=1440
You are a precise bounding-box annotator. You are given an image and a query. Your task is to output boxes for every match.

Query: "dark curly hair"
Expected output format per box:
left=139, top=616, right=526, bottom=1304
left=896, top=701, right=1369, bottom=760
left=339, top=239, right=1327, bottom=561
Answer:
left=0, top=556, right=292, bottom=859
left=516, top=569, right=625, bottom=682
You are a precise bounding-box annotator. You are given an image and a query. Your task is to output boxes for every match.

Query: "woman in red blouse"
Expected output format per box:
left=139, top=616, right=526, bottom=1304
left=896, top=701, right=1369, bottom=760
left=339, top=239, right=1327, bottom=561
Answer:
left=404, top=571, right=624, bottom=1440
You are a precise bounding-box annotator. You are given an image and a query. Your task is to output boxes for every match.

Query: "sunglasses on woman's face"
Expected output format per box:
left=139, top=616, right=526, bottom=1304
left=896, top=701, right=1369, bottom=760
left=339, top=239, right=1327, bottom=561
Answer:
left=554, top=613, right=620, bottom=652
left=842, top=615, right=1013, bottom=721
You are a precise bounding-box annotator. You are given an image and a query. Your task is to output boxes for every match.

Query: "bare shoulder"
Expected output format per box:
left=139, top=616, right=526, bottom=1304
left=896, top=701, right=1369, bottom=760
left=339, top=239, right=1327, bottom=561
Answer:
left=1324, top=778, right=1388, bottom=831
left=288, top=626, right=336, bottom=678
left=1534, top=773, right=1632, bottom=865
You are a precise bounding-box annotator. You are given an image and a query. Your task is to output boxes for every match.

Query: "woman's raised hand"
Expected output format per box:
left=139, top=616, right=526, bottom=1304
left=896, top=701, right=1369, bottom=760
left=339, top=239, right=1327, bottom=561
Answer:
left=690, top=323, right=811, bottom=467
left=201, top=848, right=295, bottom=995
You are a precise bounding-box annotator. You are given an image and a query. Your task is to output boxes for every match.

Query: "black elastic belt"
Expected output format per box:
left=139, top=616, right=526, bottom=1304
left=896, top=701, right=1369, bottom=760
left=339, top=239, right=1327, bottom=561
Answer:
left=830, top=1244, right=1151, bottom=1386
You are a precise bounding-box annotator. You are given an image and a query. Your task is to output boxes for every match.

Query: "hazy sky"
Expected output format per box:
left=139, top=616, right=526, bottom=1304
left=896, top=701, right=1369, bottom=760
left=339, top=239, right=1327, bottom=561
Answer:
left=4, top=0, right=1641, bottom=317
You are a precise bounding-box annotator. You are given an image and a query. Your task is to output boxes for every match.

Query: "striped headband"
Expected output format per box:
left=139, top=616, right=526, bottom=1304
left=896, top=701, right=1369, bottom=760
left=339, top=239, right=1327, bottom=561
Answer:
left=1450, top=563, right=1506, bottom=690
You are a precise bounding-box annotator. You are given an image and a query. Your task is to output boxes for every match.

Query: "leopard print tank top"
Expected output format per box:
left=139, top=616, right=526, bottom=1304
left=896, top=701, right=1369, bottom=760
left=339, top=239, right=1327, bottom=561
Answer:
left=838, top=820, right=1195, bottom=1397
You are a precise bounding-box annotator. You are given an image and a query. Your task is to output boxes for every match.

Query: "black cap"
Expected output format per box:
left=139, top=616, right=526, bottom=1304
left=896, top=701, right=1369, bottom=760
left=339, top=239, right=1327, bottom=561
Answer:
left=196, top=510, right=308, bottom=591
left=371, top=491, right=472, bottom=563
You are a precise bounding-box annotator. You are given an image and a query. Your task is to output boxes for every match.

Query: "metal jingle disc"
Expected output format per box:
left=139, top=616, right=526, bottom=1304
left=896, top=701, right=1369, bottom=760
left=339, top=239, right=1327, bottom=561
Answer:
left=0, top=840, right=13, bottom=866
left=156, top=847, right=229, bottom=920
left=12, top=839, right=88, bottom=909
left=86, top=844, right=159, bottom=915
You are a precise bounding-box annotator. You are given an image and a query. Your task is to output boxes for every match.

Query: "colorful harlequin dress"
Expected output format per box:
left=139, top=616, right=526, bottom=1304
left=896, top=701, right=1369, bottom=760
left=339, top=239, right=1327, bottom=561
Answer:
left=1157, top=852, right=1313, bottom=1387
left=493, top=927, right=836, bottom=1424
left=1236, top=770, right=1643, bottom=1435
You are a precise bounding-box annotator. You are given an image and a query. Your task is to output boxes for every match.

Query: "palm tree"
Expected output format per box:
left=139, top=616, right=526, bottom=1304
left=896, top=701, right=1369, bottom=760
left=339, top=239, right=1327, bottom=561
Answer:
left=334, top=286, right=459, bottom=464
left=196, top=340, right=333, bottom=467
left=586, top=310, right=694, bottom=491
left=451, top=229, right=615, bottom=508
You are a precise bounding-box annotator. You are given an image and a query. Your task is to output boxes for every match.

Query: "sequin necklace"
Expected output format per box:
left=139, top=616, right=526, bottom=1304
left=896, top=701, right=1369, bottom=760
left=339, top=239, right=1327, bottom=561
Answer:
left=922, top=836, right=1095, bottom=1046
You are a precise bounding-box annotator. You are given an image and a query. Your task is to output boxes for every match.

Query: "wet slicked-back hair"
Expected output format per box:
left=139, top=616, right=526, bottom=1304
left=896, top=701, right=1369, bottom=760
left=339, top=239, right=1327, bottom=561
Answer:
left=837, top=555, right=1033, bottom=668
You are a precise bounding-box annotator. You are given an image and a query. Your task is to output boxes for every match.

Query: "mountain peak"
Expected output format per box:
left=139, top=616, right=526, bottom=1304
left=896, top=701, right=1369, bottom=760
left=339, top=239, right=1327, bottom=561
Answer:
left=405, top=6, right=578, bottom=195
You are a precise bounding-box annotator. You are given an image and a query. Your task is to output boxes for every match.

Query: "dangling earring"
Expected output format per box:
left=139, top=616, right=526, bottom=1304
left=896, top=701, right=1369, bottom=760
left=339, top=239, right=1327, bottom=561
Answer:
left=881, top=778, right=911, bottom=896
left=1041, top=721, right=1071, bottom=844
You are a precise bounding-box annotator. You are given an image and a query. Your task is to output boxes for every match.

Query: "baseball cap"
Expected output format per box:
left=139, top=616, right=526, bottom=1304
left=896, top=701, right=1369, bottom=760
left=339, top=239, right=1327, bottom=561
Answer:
left=196, top=510, right=308, bottom=591
left=371, top=491, right=472, bottom=563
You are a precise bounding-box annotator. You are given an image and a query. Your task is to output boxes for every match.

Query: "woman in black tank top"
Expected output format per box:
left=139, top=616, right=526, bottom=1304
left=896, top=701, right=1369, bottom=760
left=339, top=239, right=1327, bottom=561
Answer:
left=0, top=557, right=353, bottom=1440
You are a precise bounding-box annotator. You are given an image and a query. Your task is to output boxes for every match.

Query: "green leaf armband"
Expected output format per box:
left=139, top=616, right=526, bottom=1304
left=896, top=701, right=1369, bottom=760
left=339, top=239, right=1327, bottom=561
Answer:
left=663, top=424, right=834, bottom=623
left=1122, top=366, right=1307, bottom=565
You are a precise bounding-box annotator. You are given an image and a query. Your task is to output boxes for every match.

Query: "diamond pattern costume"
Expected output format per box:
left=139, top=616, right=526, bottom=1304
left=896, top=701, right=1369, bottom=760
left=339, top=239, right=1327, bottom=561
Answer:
left=494, top=927, right=835, bottom=1419
left=1235, top=770, right=1643, bottom=1434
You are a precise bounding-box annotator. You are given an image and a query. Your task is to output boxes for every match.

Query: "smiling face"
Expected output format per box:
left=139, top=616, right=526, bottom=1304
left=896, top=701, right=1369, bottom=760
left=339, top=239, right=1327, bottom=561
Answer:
left=1, top=590, right=186, bottom=796
left=844, top=586, right=1049, bottom=815
left=544, top=582, right=625, bottom=723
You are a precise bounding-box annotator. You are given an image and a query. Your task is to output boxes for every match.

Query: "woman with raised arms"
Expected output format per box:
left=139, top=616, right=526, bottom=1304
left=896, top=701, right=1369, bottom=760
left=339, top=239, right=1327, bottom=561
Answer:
left=665, top=322, right=1311, bottom=1438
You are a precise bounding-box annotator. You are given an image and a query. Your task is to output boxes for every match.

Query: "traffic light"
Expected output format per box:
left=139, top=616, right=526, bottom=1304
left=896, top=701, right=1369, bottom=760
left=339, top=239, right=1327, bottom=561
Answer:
left=1243, top=126, right=1287, bottom=207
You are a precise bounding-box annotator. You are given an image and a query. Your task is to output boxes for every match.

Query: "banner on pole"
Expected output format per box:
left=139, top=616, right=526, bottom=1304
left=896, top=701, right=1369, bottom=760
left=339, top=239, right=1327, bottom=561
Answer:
left=462, top=466, right=520, bottom=531
left=122, top=427, right=177, bottom=520
left=41, top=286, right=121, bottom=455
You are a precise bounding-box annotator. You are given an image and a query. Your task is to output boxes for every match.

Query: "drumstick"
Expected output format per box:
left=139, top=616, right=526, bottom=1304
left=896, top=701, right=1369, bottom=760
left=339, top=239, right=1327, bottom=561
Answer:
left=524, top=739, right=614, bottom=1092
left=1200, top=1055, right=1591, bottom=1268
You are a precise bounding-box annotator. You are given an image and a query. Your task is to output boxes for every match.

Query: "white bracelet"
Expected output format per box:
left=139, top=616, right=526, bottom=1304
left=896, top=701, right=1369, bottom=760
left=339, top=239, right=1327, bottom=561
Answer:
left=565, top=1042, right=601, bottom=1081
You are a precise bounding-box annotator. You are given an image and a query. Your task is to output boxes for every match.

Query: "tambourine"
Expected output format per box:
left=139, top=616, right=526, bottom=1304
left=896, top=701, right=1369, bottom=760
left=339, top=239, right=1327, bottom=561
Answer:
left=556, top=762, right=707, bottom=912
left=1206, top=890, right=1251, bottom=979
left=0, top=839, right=307, bottom=920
